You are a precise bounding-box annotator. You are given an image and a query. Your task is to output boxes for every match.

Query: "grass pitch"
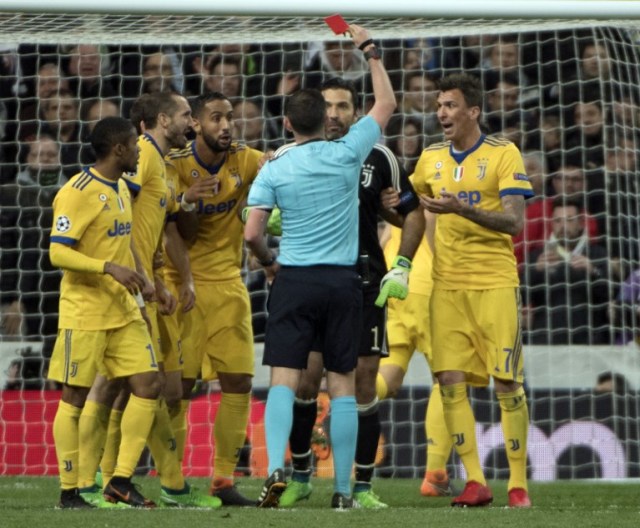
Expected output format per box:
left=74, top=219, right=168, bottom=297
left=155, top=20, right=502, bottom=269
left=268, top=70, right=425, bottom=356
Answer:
left=0, top=476, right=638, bottom=528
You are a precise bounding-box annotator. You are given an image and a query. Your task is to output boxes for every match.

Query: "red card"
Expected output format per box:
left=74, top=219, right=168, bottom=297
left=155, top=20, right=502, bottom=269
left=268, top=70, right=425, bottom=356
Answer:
left=324, top=14, right=349, bottom=35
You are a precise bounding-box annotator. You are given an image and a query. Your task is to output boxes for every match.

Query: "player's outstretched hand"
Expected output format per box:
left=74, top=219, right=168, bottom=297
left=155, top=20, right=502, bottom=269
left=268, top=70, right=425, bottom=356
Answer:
left=375, top=256, right=411, bottom=307
left=105, top=262, right=147, bottom=295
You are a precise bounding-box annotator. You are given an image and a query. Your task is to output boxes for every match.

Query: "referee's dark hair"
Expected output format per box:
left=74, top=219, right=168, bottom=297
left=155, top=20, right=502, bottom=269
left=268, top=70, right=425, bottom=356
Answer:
left=320, top=77, right=360, bottom=109
left=285, top=88, right=326, bottom=136
left=90, top=116, right=136, bottom=160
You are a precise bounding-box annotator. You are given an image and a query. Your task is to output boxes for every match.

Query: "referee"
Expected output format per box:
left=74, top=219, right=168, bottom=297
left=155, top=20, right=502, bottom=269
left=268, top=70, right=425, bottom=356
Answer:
left=244, top=24, right=396, bottom=509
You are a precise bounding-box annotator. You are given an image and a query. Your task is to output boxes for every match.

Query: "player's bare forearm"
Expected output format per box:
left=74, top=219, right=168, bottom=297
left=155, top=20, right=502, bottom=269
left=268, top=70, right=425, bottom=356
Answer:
left=458, top=194, right=525, bottom=236
left=379, top=188, right=404, bottom=227
left=176, top=208, right=199, bottom=244
left=379, top=207, right=404, bottom=228
left=130, top=240, right=155, bottom=301
left=398, top=207, right=426, bottom=260
left=425, top=210, right=436, bottom=254
left=244, top=208, right=272, bottom=264
left=165, top=222, right=196, bottom=311
left=164, top=221, right=193, bottom=286
left=423, top=192, right=524, bottom=236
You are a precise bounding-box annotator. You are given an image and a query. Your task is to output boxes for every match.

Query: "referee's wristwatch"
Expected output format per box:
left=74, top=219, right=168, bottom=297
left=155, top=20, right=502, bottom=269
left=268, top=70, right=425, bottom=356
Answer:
left=359, top=38, right=381, bottom=61
left=363, top=46, right=381, bottom=61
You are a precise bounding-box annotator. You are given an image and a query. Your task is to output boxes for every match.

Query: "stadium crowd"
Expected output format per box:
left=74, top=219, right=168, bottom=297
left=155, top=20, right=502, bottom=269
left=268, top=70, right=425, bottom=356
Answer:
left=0, top=26, right=638, bottom=509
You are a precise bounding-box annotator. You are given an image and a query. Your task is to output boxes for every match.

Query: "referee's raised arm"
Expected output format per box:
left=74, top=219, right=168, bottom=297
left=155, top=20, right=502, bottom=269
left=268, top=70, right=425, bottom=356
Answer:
left=347, top=24, right=396, bottom=130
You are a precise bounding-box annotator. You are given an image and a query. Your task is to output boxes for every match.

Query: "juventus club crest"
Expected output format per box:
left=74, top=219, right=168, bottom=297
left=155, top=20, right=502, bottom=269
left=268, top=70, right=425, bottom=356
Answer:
left=230, top=170, right=243, bottom=189
left=477, top=158, right=489, bottom=180
left=360, top=164, right=374, bottom=188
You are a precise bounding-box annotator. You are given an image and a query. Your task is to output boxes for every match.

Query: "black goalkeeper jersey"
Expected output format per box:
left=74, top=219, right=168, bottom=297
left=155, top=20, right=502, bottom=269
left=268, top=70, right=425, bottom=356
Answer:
left=358, top=143, right=419, bottom=291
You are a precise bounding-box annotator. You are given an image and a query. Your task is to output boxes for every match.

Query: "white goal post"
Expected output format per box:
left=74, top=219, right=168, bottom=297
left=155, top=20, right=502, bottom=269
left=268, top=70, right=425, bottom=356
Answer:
left=1, top=1, right=640, bottom=482
left=2, top=2, right=640, bottom=44
left=9, top=0, right=640, bottom=17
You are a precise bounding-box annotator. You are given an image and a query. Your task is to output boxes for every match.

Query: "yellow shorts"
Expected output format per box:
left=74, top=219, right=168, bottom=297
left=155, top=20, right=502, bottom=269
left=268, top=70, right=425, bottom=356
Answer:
left=181, top=278, right=255, bottom=381
left=48, top=319, right=158, bottom=387
left=430, top=287, right=523, bottom=387
left=157, top=308, right=183, bottom=373
left=381, top=291, right=432, bottom=373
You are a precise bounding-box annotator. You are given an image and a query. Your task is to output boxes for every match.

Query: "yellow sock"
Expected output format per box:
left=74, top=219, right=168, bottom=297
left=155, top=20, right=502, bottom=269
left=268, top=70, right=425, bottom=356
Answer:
left=213, top=392, right=250, bottom=479
left=498, top=387, right=529, bottom=491
left=440, top=383, right=485, bottom=485
left=77, top=400, right=110, bottom=488
left=375, top=373, right=389, bottom=400
left=53, top=401, right=82, bottom=490
left=113, top=395, right=158, bottom=478
left=170, top=399, right=190, bottom=463
left=425, top=383, right=453, bottom=472
left=100, top=409, right=123, bottom=486
left=148, top=399, right=184, bottom=490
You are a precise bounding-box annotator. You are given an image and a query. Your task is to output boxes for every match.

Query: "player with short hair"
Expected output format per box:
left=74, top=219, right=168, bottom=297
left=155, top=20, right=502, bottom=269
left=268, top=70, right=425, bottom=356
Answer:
left=275, top=76, right=425, bottom=509
left=48, top=116, right=160, bottom=509
left=163, top=91, right=263, bottom=506
left=245, top=24, right=401, bottom=509
left=78, top=92, right=222, bottom=508
left=413, top=72, right=534, bottom=508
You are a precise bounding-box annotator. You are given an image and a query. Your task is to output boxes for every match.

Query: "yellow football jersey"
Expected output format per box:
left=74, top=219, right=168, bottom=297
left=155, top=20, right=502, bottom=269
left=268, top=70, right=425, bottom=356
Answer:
left=122, top=134, right=169, bottom=278
left=165, top=160, right=180, bottom=217
left=50, top=168, right=140, bottom=330
left=383, top=225, right=433, bottom=296
left=412, top=136, right=533, bottom=290
left=164, top=141, right=262, bottom=282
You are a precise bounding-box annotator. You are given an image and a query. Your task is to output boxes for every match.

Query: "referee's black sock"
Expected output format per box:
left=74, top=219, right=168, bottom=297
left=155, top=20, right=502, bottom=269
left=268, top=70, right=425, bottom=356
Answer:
left=354, top=397, right=380, bottom=492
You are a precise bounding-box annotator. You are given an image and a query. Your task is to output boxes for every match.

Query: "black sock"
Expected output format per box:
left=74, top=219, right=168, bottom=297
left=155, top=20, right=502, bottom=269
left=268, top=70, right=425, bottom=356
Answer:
left=354, top=400, right=380, bottom=489
left=289, top=399, right=317, bottom=475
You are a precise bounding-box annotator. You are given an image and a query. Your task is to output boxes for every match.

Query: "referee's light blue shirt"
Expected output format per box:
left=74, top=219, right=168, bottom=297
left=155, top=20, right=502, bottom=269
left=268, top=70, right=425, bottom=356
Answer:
left=248, top=115, right=381, bottom=266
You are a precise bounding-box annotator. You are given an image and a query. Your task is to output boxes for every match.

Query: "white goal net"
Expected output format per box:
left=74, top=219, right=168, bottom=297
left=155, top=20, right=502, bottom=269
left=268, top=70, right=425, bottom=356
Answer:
left=1, top=3, right=640, bottom=481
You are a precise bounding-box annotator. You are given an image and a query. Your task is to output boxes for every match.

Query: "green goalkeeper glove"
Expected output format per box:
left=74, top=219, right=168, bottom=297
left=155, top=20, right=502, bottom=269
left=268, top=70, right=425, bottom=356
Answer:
left=375, top=256, right=411, bottom=307
left=266, top=207, right=282, bottom=236
left=241, top=206, right=282, bottom=236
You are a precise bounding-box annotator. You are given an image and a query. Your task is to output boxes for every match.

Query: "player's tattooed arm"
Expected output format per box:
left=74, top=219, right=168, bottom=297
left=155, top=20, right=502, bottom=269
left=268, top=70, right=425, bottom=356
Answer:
left=421, top=192, right=525, bottom=236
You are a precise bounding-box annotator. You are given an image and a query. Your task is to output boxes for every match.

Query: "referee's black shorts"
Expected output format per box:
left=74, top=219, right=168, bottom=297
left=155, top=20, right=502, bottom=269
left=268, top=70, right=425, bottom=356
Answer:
left=311, top=286, right=387, bottom=358
left=263, top=265, right=362, bottom=373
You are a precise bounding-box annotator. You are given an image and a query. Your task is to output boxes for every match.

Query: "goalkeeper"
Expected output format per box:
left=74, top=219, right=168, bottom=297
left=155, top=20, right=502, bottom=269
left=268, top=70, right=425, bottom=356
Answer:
left=270, top=77, right=425, bottom=510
